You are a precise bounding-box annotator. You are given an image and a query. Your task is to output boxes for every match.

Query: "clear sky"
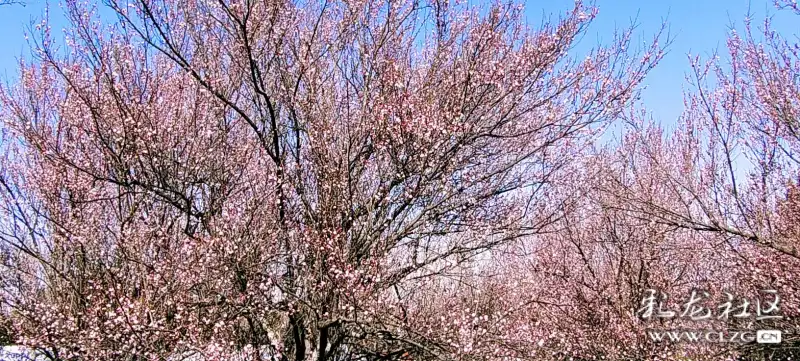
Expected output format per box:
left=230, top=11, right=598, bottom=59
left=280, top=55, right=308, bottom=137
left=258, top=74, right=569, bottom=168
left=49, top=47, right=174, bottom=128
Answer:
left=527, top=0, right=797, bottom=129
left=0, top=0, right=796, bottom=130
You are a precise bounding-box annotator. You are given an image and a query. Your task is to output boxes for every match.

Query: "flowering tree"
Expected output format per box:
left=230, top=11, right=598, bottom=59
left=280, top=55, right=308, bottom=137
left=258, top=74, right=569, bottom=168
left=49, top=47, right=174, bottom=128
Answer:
left=0, top=0, right=664, bottom=360
left=612, top=0, right=800, bottom=262
left=596, top=2, right=800, bottom=358
left=422, top=2, right=800, bottom=359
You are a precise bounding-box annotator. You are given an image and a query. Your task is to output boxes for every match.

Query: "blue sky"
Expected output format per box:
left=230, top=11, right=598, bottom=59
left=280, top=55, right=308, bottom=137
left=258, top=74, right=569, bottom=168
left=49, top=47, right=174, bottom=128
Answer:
left=0, top=0, right=796, bottom=130
left=527, top=0, right=797, bottom=129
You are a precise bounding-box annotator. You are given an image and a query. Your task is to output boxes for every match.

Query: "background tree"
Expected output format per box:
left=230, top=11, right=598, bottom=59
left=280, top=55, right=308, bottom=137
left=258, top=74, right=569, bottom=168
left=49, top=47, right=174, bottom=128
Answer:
left=597, top=2, right=800, bottom=358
